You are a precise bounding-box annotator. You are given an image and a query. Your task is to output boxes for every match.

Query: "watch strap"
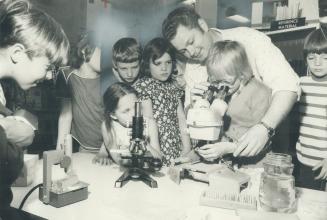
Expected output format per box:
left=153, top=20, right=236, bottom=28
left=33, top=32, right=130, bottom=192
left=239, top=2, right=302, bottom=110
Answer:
left=259, top=121, right=275, bottom=138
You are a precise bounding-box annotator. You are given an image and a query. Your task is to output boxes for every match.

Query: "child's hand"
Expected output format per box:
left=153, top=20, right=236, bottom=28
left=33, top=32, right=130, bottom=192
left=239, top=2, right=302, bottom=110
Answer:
left=196, top=142, right=237, bottom=161
left=172, top=156, right=191, bottom=166
left=150, top=150, right=162, bottom=159
left=190, top=82, right=210, bottom=104
left=92, top=152, right=112, bottom=166
left=312, top=159, right=327, bottom=180
left=172, top=150, right=202, bottom=166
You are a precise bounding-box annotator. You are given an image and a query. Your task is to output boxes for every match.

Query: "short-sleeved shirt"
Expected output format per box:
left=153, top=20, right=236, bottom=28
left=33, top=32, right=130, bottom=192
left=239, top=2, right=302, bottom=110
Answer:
left=224, top=78, right=272, bottom=141
left=59, top=68, right=104, bottom=151
left=296, top=76, right=327, bottom=167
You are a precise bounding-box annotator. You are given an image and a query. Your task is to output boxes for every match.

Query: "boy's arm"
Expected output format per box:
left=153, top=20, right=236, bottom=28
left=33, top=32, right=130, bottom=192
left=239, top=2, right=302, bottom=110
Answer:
left=56, top=99, right=72, bottom=150
left=177, top=99, right=192, bottom=156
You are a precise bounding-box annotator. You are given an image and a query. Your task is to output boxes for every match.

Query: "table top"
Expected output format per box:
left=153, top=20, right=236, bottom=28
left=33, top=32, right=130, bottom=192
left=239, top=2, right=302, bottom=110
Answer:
left=11, top=152, right=327, bottom=220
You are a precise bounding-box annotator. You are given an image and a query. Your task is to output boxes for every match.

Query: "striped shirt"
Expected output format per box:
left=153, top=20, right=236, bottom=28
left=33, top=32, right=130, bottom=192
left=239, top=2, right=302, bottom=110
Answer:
left=296, top=76, right=327, bottom=167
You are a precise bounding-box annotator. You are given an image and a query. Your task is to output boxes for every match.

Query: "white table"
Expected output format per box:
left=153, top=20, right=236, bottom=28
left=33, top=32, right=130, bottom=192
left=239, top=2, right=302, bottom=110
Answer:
left=11, top=153, right=327, bottom=220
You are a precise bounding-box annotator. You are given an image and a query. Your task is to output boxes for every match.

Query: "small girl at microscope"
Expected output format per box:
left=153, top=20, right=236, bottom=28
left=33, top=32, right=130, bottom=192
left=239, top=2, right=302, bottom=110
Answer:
left=98, top=82, right=161, bottom=165
left=197, top=40, right=272, bottom=163
left=133, top=38, right=192, bottom=166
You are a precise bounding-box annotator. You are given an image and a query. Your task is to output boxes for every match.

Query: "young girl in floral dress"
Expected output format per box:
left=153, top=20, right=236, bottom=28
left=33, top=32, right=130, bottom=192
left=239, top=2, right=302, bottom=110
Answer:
left=134, top=38, right=191, bottom=166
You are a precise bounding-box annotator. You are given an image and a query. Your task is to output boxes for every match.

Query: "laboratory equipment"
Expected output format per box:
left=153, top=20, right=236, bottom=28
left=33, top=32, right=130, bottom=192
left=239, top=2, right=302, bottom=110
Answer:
left=186, top=82, right=229, bottom=143
left=208, top=165, right=250, bottom=193
left=39, top=144, right=88, bottom=208
left=259, top=153, right=296, bottom=213
left=114, top=102, right=162, bottom=188
left=199, top=190, right=257, bottom=210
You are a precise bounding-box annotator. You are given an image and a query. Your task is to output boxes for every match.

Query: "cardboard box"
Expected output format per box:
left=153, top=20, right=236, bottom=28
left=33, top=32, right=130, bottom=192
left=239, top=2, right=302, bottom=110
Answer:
left=13, top=154, right=38, bottom=187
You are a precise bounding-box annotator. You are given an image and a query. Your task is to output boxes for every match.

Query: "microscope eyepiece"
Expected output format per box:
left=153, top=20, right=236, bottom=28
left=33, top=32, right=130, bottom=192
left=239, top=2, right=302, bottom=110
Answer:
left=132, top=102, right=144, bottom=140
left=134, top=101, right=142, bottom=117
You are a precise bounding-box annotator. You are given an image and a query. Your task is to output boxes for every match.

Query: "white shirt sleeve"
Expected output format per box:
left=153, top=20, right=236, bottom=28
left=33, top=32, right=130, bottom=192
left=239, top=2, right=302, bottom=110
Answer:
left=223, top=27, right=301, bottom=98
left=183, top=63, right=208, bottom=107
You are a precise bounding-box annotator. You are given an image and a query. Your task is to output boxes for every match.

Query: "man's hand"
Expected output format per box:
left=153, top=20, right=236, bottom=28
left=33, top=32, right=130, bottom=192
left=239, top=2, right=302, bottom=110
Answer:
left=197, top=142, right=237, bottom=161
left=0, top=117, right=34, bottom=147
left=233, top=124, right=269, bottom=157
left=312, top=159, right=327, bottom=180
left=190, top=82, right=210, bottom=103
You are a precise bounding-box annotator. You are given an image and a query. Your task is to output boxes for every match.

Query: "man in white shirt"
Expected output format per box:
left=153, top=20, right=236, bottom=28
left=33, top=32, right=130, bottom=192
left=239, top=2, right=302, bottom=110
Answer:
left=162, top=7, right=300, bottom=158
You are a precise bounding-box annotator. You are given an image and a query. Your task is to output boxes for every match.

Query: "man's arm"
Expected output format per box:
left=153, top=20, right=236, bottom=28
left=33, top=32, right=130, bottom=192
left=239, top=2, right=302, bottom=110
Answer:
left=231, top=28, right=300, bottom=157
left=232, top=27, right=301, bottom=98
left=234, top=90, right=297, bottom=157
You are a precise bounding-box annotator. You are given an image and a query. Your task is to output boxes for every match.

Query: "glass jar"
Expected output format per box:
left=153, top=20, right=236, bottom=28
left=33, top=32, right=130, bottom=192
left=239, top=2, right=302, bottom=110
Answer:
left=259, top=153, right=296, bottom=213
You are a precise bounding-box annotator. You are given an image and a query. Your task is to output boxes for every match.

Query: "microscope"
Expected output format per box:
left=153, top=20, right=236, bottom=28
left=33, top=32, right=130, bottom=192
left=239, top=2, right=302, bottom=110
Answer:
left=39, top=135, right=88, bottom=208
left=114, top=102, right=162, bottom=188
left=187, top=82, right=229, bottom=145
left=169, top=82, right=245, bottom=184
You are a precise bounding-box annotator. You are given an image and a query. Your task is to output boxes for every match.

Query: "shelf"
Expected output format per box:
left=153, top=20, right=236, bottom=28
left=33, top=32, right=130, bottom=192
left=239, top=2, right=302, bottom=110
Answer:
left=258, top=23, right=318, bottom=35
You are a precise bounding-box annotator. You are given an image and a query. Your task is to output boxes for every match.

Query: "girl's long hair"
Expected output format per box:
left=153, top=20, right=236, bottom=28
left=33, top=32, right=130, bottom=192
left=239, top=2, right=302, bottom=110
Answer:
left=102, top=82, right=137, bottom=147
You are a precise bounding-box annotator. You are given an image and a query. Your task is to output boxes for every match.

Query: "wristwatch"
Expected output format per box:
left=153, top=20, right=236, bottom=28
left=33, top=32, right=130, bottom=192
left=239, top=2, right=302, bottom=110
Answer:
left=259, top=121, right=275, bottom=138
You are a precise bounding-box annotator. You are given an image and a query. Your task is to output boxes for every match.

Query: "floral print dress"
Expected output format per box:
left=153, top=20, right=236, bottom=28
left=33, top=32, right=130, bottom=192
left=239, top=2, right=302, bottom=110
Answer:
left=134, top=78, right=184, bottom=166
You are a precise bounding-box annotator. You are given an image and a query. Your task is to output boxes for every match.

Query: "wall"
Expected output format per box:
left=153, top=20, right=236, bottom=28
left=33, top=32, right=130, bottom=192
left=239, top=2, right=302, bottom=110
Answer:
left=85, top=0, right=182, bottom=92
left=32, top=0, right=87, bottom=44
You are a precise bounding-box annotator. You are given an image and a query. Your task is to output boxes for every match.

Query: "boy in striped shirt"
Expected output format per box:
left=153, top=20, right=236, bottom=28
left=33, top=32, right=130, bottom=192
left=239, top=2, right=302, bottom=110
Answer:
left=296, top=28, right=327, bottom=191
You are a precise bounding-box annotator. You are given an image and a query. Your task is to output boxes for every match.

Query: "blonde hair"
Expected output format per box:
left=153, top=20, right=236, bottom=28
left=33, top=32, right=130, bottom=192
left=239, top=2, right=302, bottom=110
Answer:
left=0, top=0, right=69, bottom=66
left=206, top=40, right=253, bottom=83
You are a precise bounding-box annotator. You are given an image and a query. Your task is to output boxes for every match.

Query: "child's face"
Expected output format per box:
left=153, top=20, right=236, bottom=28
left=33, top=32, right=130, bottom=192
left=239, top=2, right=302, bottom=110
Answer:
left=115, top=61, right=140, bottom=83
left=307, top=53, right=327, bottom=79
left=87, top=47, right=101, bottom=73
left=223, top=79, right=241, bottom=96
left=149, top=52, right=172, bottom=82
left=14, top=55, right=51, bottom=90
left=210, top=72, right=241, bottom=96
left=112, top=93, right=137, bottom=126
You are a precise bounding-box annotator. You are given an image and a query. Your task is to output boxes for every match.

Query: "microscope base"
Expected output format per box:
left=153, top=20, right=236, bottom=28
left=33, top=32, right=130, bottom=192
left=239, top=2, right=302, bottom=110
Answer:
left=115, top=168, right=158, bottom=188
